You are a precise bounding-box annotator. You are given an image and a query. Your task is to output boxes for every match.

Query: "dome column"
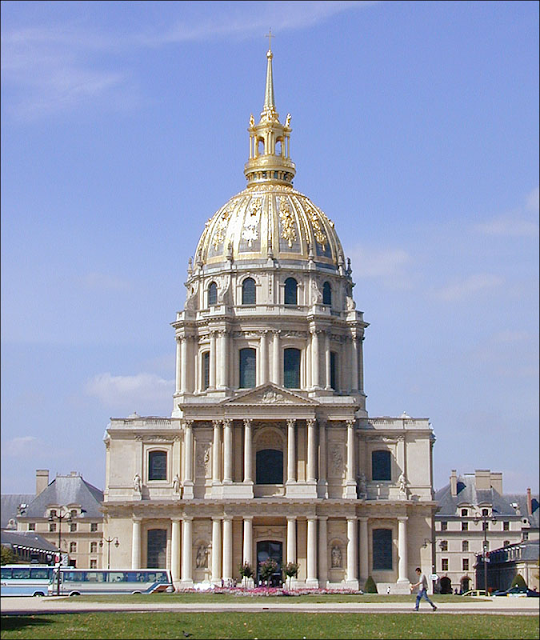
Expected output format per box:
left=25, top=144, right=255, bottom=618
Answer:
left=260, top=330, right=268, bottom=385
left=310, top=327, right=321, bottom=390
left=271, top=330, right=281, bottom=385
left=324, top=331, right=331, bottom=390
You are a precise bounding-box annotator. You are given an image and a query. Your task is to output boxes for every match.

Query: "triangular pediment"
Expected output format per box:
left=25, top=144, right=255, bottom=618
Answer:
left=221, top=383, right=318, bottom=406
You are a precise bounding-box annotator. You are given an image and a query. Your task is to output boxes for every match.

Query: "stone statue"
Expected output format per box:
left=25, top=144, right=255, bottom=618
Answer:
left=358, top=472, right=367, bottom=496
left=196, top=544, right=209, bottom=568
left=172, top=474, right=180, bottom=494
left=399, top=473, right=408, bottom=495
left=133, top=473, right=142, bottom=493
left=285, top=113, right=291, bottom=127
left=331, top=545, right=342, bottom=568
left=249, top=114, right=255, bottom=127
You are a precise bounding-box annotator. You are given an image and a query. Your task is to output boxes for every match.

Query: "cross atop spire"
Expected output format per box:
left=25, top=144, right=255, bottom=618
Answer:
left=265, top=28, right=274, bottom=52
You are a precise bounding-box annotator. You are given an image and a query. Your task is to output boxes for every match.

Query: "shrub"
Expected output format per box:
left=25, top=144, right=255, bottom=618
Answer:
left=239, top=562, right=254, bottom=579
left=364, top=575, right=378, bottom=593
left=1, top=546, right=16, bottom=565
left=259, top=558, right=278, bottom=585
left=511, top=573, right=527, bottom=589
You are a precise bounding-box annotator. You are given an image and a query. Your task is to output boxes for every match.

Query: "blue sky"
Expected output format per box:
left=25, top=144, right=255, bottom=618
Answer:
left=2, top=1, right=538, bottom=496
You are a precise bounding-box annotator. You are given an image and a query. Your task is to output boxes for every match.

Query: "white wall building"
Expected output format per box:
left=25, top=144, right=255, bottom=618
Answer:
left=103, top=45, right=438, bottom=592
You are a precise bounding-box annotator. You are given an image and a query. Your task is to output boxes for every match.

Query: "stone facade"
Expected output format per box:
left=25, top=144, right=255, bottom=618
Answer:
left=103, top=45, right=438, bottom=592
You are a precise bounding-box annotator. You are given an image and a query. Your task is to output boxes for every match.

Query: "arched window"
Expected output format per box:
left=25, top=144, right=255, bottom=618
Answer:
left=239, top=348, right=256, bottom=388
left=283, top=348, right=301, bottom=388
left=323, top=282, right=332, bottom=305
left=284, top=278, right=298, bottom=305
left=148, top=450, right=167, bottom=481
left=330, top=351, right=338, bottom=390
left=256, top=449, right=283, bottom=484
left=372, top=529, right=393, bottom=570
left=208, top=282, right=217, bottom=306
left=147, top=529, right=167, bottom=569
left=242, top=278, right=256, bottom=305
left=202, top=351, right=210, bottom=390
left=372, top=450, right=391, bottom=481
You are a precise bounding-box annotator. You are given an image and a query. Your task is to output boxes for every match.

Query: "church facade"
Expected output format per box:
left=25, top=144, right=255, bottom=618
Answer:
left=103, top=46, right=437, bottom=591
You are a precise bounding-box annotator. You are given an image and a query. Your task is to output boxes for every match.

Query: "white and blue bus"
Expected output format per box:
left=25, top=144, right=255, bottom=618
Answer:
left=48, top=568, right=174, bottom=596
left=1, top=564, right=55, bottom=597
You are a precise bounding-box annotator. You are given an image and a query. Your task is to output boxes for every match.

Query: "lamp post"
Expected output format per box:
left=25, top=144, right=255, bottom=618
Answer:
left=48, top=509, right=72, bottom=596
left=474, top=512, right=496, bottom=593
left=100, top=537, right=119, bottom=569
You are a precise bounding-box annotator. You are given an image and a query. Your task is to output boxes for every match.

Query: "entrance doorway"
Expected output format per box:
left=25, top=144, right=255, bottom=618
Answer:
left=256, top=540, right=283, bottom=586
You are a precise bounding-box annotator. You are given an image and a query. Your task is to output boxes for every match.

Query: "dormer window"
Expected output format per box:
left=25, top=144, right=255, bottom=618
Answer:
left=461, top=509, right=468, bottom=517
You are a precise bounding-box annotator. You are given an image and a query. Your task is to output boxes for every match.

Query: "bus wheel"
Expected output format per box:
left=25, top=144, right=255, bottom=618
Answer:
left=132, top=591, right=141, bottom=595
left=69, top=592, right=80, bottom=597
left=33, top=592, right=44, bottom=597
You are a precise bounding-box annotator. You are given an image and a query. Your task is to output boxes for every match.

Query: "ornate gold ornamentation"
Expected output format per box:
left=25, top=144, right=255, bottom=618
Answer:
left=278, top=197, right=296, bottom=247
left=212, top=204, right=234, bottom=250
left=304, top=201, right=327, bottom=250
left=242, top=197, right=262, bottom=247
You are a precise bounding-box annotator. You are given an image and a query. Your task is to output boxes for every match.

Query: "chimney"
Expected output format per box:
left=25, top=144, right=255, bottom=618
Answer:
left=36, top=469, right=49, bottom=495
left=450, top=470, right=458, bottom=497
left=490, top=472, right=503, bottom=494
left=475, top=469, right=491, bottom=491
left=527, top=488, right=533, bottom=516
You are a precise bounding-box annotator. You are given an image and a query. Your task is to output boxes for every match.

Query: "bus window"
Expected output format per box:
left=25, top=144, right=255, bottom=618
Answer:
left=30, top=568, right=50, bottom=580
left=12, top=569, right=30, bottom=579
left=108, top=572, right=126, bottom=583
left=157, top=572, right=168, bottom=583
left=1, top=569, right=12, bottom=579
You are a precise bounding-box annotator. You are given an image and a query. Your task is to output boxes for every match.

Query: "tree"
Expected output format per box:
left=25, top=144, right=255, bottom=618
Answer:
left=283, top=561, right=299, bottom=590
left=1, top=546, right=16, bottom=565
left=259, top=558, right=278, bottom=586
left=364, top=575, right=378, bottom=593
left=238, top=562, right=254, bottom=587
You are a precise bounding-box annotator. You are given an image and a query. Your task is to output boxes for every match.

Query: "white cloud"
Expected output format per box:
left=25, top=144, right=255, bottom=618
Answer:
left=432, top=273, right=504, bottom=302
left=347, top=246, right=414, bottom=289
left=4, top=436, right=39, bottom=457
left=85, top=372, right=174, bottom=412
left=475, top=187, right=539, bottom=238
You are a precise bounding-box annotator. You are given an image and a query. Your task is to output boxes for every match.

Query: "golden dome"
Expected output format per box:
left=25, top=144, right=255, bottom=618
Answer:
left=193, top=45, right=345, bottom=270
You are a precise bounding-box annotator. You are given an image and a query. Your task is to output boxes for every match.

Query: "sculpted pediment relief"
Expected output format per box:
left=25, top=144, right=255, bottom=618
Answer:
left=221, top=384, right=318, bottom=406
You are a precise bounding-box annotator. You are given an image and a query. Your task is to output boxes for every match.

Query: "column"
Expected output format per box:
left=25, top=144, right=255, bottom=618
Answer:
left=325, top=331, right=331, bottom=390
left=175, top=338, right=182, bottom=394
left=223, top=420, right=233, bottom=483
left=181, top=336, right=189, bottom=392
left=131, top=518, right=141, bottom=570
left=318, top=419, right=328, bottom=498
left=306, top=517, right=318, bottom=585
left=181, top=517, right=193, bottom=584
left=211, top=517, right=222, bottom=584
left=260, top=331, right=268, bottom=385
left=347, top=517, right=358, bottom=584
left=345, top=419, right=356, bottom=498
left=222, top=330, right=229, bottom=389
left=243, top=419, right=253, bottom=483
left=318, top=516, right=328, bottom=585
left=183, top=421, right=194, bottom=499
left=243, top=517, right=253, bottom=566
left=272, top=330, right=280, bottom=385
left=398, top=517, right=408, bottom=583
left=351, top=334, right=359, bottom=392
left=358, top=336, right=364, bottom=393
left=171, top=518, right=181, bottom=583
left=209, top=331, right=216, bottom=389
left=222, top=517, right=233, bottom=582
left=306, top=419, right=317, bottom=483
left=286, top=516, right=297, bottom=564
left=212, top=420, right=221, bottom=484
left=359, top=517, right=369, bottom=585
left=287, top=419, right=296, bottom=483
left=311, top=328, right=320, bottom=389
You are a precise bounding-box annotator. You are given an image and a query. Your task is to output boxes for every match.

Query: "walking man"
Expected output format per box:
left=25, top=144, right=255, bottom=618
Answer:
left=410, top=567, right=437, bottom=611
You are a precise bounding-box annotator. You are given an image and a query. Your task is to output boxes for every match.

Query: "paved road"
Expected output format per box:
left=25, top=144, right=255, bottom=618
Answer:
left=2, top=596, right=539, bottom=616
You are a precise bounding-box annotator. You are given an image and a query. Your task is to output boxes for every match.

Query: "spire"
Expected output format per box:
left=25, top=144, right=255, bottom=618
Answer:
left=244, top=37, right=296, bottom=187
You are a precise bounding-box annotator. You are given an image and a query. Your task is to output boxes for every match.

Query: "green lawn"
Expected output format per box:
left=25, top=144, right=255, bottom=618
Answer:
left=1, top=611, right=538, bottom=639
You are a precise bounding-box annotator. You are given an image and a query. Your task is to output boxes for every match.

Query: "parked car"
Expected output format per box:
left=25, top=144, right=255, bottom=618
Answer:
left=461, top=590, right=488, bottom=597
left=492, top=586, right=528, bottom=597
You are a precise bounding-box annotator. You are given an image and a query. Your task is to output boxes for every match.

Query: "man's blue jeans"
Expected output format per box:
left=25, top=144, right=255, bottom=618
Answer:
left=416, top=589, right=436, bottom=609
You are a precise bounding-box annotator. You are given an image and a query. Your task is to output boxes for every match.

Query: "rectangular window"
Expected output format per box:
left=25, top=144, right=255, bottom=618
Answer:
left=90, top=559, right=97, bottom=569
left=372, top=529, right=393, bottom=570
left=330, top=352, right=337, bottom=390
left=239, top=348, right=257, bottom=388
left=202, top=351, right=210, bottom=390
left=462, top=558, right=469, bottom=571
left=70, top=542, right=77, bottom=553
left=49, top=523, right=56, bottom=532
left=441, top=558, right=448, bottom=571
left=148, top=450, right=167, bottom=481
left=482, top=521, right=489, bottom=531
left=90, top=542, right=98, bottom=553
left=441, top=522, right=448, bottom=531
left=439, top=540, right=448, bottom=551
left=371, top=450, right=391, bottom=481
left=283, top=348, right=300, bottom=389
left=462, top=522, right=468, bottom=531
left=28, top=523, right=36, bottom=531
left=91, top=523, right=98, bottom=532
left=503, top=521, right=509, bottom=531
left=462, top=540, right=469, bottom=552
left=70, top=523, right=77, bottom=532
